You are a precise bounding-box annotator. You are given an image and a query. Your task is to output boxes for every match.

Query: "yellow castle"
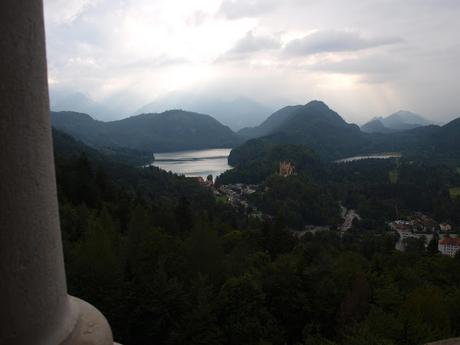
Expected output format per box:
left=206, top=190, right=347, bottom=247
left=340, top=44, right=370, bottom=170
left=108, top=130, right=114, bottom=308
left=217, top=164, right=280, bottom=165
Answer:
left=279, top=161, right=295, bottom=177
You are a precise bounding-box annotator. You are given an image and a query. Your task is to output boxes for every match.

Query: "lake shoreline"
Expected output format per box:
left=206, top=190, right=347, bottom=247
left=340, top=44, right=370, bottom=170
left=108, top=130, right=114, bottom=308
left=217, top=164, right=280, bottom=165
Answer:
left=334, top=152, right=402, bottom=163
left=150, top=148, right=232, bottom=179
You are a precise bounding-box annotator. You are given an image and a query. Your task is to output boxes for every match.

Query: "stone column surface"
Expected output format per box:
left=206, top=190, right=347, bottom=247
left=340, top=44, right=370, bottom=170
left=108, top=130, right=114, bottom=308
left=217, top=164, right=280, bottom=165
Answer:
left=0, top=1, right=113, bottom=344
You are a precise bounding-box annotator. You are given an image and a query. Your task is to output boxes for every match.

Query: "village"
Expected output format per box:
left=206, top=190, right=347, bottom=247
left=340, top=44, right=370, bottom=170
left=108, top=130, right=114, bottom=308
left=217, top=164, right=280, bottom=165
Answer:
left=194, top=161, right=460, bottom=258
left=389, top=214, right=458, bottom=256
left=193, top=161, right=296, bottom=220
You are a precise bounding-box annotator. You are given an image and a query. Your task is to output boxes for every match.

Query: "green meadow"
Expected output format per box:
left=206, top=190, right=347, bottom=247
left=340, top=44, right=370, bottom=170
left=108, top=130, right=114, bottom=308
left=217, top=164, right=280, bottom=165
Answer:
left=389, top=170, right=399, bottom=184
left=449, top=187, right=460, bottom=199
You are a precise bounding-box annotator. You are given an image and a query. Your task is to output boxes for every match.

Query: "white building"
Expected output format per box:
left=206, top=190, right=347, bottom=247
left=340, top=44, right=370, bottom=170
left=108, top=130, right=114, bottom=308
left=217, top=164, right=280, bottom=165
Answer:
left=438, top=237, right=460, bottom=257
left=440, top=223, right=453, bottom=232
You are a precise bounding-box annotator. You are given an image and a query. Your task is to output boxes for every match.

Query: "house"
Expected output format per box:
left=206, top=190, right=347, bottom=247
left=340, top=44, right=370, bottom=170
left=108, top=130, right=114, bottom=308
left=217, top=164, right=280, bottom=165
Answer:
left=409, top=213, right=438, bottom=232
left=438, top=237, right=460, bottom=257
left=389, top=220, right=413, bottom=233
left=389, top=220, right=433, bottom=251
left=193, top=176, right=205, bottom=184
left=440, top=223, right=452, bottom=232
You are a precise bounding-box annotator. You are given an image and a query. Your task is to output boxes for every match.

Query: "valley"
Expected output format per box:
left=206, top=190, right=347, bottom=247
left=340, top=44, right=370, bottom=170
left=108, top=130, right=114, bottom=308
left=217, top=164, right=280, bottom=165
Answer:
left=50, top=100, right=460, bottom=345
left=5, top=2, right=460, bottom=344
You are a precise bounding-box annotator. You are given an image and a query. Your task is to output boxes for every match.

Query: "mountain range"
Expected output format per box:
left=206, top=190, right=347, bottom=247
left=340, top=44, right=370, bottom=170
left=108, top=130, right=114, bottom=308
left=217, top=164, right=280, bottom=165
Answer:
left=50, top=92, right=123, bottom=122
left=361, top=111, right=435, bottom=133
left=51, top=110, right=241, bottom=153
left=136, top=95, right=273, bottom=131
left=230, top=101, right=460, bottom=166
left=51, top=98, right=460, bottom=167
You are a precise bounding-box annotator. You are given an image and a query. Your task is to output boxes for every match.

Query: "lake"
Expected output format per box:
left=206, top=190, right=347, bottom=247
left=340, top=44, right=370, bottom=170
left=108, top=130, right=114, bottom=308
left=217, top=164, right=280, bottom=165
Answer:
left=152, top=148, right=232, bottom=179
left=335, top=153, right=402, bottom=163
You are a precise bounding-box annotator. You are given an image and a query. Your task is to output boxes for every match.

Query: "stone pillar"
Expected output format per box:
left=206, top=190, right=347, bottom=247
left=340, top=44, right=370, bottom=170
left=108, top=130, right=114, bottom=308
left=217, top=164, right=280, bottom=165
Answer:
left=0, top=1, right=113, bottom=344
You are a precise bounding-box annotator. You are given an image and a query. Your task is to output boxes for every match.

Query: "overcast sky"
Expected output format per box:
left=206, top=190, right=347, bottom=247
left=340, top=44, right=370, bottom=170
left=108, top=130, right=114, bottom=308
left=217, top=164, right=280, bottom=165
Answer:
left=44, top=0, right=460, bottom=123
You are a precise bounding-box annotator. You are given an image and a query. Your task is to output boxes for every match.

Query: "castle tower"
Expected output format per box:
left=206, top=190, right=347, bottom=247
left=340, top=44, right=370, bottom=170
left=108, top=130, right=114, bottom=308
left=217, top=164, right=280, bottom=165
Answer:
left=279, top=161, right=295, bottom=177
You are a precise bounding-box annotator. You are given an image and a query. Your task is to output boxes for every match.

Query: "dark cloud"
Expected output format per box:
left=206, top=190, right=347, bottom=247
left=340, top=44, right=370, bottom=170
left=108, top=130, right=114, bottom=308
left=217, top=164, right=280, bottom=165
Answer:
left=284, top=30, right=403, bottom=56
left=218, top=0, right=280, bottom=19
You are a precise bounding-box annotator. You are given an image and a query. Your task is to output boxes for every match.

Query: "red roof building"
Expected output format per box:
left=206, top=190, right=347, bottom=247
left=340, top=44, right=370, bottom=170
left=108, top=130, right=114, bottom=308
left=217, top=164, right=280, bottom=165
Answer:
left=438, top=237, right=460, bottom=257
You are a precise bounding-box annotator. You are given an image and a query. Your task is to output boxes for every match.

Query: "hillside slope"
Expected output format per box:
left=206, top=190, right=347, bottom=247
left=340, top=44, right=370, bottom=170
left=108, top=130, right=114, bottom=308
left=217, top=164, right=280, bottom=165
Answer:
left=237, top=101, right=370, bottom=160
left=138, top=95, right=272, bottom=131
left=238, top=105, right=304, bottom=138
left=52, top=110, right=242, bottom=153
left=232, top=101, right=460, bottom=164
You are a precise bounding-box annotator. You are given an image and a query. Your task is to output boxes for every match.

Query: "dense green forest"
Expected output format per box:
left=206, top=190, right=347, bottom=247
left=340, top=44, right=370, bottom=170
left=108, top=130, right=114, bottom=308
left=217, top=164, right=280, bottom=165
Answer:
left=221, top=141, right=322, bottom=184
left=238, top=101, right=370, bottom=160
left=54, top=129, right=460, bottom=345
left=219, top=142, right=460, bottom=227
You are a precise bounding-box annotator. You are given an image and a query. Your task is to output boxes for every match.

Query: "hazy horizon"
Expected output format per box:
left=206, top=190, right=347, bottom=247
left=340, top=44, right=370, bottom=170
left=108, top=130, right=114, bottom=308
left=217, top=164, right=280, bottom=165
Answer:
left=50, top=93, right=449, bottom=128
left=44, top=0, right=460, bottom=124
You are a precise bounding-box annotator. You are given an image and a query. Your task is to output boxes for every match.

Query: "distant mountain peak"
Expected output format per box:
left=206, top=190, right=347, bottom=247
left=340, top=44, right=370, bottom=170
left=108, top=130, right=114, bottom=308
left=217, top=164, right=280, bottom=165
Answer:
left=50, top=92, right=118, bottom=121
left=360, top=118, right=394, bottom=134
left=136, top=94, right=273, bottom=131
left=237, top=100, right=367, bottom=158
left=53, top=110, right=97, bottom=121
left=361, top=110, right=433, bottom=133
left=394, top=110, right=411, bottom=115
left=236, top=100, right=369, bottom=160
left=305, top=100, right=329, bottom=108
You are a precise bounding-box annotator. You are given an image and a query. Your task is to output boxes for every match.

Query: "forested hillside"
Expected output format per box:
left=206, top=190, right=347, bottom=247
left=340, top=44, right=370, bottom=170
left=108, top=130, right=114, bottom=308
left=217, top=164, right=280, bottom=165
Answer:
left=54, top=130, right=460, bottom=345
left=233, top=101, right=460, bottom=164
left=52, top=110, right=242, bottom=153
left=238, top=101, right=369, bottom=160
